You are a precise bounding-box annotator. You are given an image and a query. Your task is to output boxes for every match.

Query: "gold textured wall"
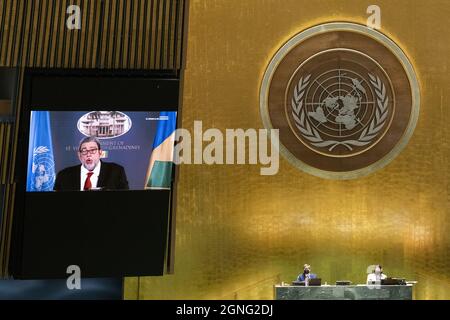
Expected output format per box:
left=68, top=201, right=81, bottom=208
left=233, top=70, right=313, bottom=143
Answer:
left=125, top=0, right=450, bottom=299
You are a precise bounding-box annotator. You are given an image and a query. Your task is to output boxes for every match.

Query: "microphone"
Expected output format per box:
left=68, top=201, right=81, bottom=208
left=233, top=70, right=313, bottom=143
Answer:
left=305, top=273, right=310, bottom=286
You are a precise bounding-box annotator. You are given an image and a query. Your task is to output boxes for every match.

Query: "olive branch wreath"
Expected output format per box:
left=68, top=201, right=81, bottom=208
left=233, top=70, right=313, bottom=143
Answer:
left=33, top=146, right=50, bottom=155
left=291, top=73, right=389, bottom=152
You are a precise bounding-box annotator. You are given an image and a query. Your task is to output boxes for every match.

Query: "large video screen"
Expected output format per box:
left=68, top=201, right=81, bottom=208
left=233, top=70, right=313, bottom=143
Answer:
left=26, top=110, right=177, bottom=191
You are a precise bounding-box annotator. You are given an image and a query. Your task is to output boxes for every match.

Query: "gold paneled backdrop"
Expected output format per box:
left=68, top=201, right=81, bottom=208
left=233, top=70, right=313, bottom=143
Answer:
left=125, top=0, right=449, bottom=299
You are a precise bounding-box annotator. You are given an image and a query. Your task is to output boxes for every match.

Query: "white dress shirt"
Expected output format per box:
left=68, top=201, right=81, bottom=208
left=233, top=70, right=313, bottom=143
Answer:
left=367, top=272, right=387, bottom=283
left=80, top=161, right=101, bottom=191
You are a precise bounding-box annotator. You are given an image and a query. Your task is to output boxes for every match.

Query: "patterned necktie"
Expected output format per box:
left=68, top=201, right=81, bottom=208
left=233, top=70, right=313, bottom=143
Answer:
left=83, top=171, right=94, bottom=191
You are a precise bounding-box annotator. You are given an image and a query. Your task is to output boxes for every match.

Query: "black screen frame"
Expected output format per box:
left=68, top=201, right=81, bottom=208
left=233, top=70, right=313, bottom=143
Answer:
left=10, top=68, right=180, bottom=279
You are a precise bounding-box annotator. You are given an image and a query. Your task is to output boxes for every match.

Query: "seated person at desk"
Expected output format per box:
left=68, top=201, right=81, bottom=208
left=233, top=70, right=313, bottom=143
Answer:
left=367, top=264, right=387, bottom=284
left=297, top=264, right=318, bottom=282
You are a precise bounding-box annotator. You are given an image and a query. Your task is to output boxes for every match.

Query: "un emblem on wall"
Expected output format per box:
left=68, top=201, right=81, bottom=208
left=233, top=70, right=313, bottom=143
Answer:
left=260, top=22, right=420, bottom=179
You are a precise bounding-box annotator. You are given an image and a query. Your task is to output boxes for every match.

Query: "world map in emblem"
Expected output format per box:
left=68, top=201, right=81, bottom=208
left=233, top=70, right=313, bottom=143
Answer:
left=260, top=23, right=420, bottom=179
left=30, top=146, right=56, bottom=191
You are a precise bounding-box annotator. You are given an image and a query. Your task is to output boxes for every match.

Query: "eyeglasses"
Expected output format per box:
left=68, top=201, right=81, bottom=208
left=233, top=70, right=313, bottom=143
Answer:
left=79, top=148, right=99, bottom=155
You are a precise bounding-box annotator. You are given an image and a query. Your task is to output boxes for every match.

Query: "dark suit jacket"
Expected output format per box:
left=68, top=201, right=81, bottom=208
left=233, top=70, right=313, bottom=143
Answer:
left=54, top=161, right=129, bottom=191
left=297, top=273, right=317, bottom=282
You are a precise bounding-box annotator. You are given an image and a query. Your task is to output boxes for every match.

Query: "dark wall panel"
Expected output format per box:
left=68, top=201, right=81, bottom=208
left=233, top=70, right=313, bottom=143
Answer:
left=0, top=0, right=186, bottom=70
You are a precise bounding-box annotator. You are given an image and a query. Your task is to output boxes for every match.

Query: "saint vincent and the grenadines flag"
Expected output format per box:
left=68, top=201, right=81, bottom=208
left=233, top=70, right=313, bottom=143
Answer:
left=144, top=112, right=177, bottom=189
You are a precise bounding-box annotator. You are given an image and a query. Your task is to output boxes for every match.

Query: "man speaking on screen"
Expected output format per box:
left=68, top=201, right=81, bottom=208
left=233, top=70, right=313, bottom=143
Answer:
left=54, top=136, right=129, bottom=191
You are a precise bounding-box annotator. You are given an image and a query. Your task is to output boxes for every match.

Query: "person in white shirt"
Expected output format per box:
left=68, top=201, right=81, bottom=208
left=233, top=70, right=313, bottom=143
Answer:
left=54, top=136, right=129, bottom=191
left=367, top=264, right=387, bottom=284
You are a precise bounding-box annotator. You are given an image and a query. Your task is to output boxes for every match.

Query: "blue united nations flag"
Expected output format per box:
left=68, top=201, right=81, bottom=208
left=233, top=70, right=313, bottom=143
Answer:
left=26, top=111, right=56, bottom=192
